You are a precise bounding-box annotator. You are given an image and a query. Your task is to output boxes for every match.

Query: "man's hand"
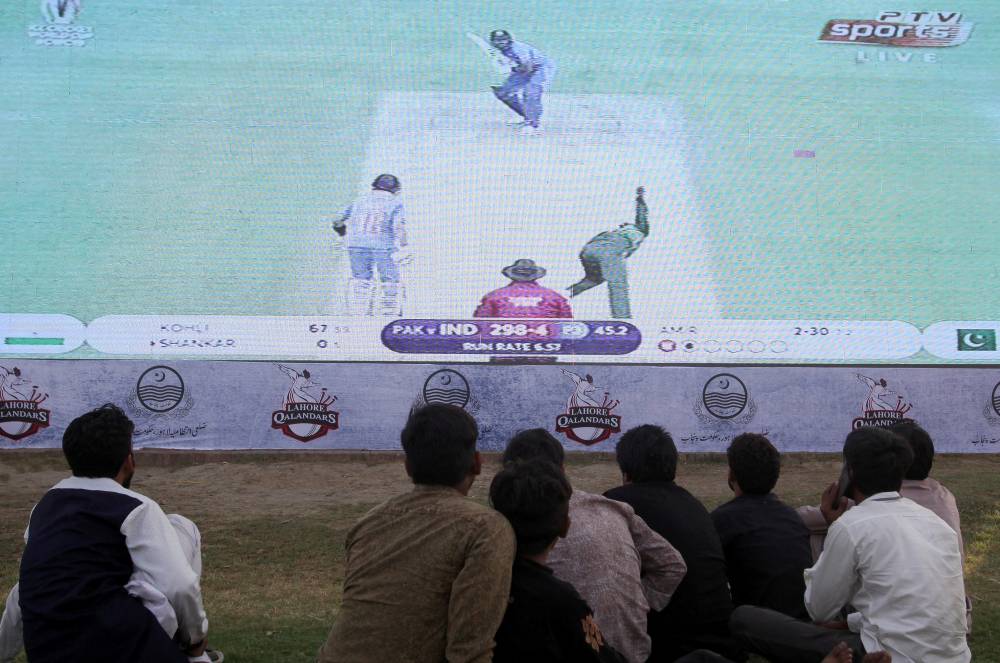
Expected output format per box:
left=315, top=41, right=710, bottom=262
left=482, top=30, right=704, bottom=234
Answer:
left=817, top=620, right=849, bottom=630
left=821, top=481, right=849, bottom=525
left=184, top=639, right=207, bottom=657
left=821, top=642, right=853, bottom=663
left=514, top=61, right=534, bottom=74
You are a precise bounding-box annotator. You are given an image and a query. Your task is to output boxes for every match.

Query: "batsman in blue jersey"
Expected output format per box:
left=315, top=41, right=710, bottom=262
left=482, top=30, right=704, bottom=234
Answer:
left=567, top=187, right=649, bottom=319
left=489, top=30, right=555, bottom=135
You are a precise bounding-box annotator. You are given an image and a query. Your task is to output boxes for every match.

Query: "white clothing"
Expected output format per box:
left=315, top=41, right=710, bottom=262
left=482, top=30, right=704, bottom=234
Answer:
left=804, top=492, right=970, bottom=663
left=0, top=477, right=208, bottom=661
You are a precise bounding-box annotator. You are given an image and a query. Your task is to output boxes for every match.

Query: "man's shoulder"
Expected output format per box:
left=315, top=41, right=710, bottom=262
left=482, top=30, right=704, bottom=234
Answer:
left=29, top=478, right=161, bottom=538
left=46, top=477, right=154, bottom=509
left=536, top=284, right=566, bottom=298
left=711, top=496, right=740, bottom=516
left=571, top=489, right=634, bottom=523
left=513, top=560, right=587, bottom=612
left=902, top=477, right=959, bottom=503
left=365, top=488, right=509, bottom=529
left=839, top=493, right=943, bottom=530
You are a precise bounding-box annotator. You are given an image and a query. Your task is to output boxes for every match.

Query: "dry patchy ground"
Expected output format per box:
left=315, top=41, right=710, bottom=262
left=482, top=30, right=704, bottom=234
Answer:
left=1, top=451, right=998, bottom=662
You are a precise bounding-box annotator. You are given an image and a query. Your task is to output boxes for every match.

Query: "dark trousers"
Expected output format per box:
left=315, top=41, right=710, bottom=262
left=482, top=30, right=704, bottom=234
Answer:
left=729, top=605, right=865, bottom=663
left=675, top=650, right=738, bottom=663
left=651, top=619, right=747, bottom=663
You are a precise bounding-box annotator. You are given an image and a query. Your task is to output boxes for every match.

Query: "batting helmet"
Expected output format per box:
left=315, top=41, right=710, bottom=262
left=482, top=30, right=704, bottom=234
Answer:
left=372, top=173, right=401, bottom=193
left=490, top=29, right=512, bottom=48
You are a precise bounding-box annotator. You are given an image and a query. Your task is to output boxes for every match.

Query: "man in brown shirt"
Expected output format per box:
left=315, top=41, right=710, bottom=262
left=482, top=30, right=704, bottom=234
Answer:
left=318, top=404, right=516, bottom=663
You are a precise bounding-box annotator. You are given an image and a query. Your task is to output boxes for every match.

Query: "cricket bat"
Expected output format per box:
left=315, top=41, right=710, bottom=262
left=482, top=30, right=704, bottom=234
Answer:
left=466, top=32, right=513, bottom=76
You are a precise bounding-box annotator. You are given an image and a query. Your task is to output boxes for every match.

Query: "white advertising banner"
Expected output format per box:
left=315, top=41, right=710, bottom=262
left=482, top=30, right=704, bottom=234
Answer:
left=1, top=361, right=999, bottom=453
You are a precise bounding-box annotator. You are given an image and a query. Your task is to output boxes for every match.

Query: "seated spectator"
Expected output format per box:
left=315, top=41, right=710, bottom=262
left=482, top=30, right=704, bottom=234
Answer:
left=490, top=460, right=627, bottom=662
left=797, top=420, right=965, bottom=562
left=892, top=420, right=971, bottom=630
left=731, top=427, right=969, bottom=662
left=0, top=404, right=216, bottom=663
left=318, top=404, right=516, bottom=663
left=711, top=434, right=812, bottom=619
left=891, top=420, right=964, bottom=558
left=491, top=461, right=736, bottom=663
left=1, top=514, right=212, bottom=663
left=502, top=429, right=687, bottom=663
left=796, top=420, right=972, bottom=630
left=604, top=425, right=743, bottom=662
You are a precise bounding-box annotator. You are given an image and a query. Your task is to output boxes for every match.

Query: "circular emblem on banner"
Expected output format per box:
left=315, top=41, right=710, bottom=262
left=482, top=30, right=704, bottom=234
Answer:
left=702, top=373, right=748, bottom=420
left=136, top=366, right=185, bottom=413
left=423, top=370, right=470, bottom=408
left=993, top=382, right=1000, bottom=418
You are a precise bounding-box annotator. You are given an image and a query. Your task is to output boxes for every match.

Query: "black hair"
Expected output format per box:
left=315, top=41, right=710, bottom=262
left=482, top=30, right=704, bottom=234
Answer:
left=615, top=424, right=677, bottom=482
left=843, top=427, right=914, bottom=497
left=400, top=404, right=478, bottom=486
left=371, top=173, right=400, bottom=193
left=890, top=420, right=934, bottom=480
left=501, top=428, right=565, bottom=467
left=62, top=403, right=134, bottom=479
left=490, top=29, right=512, bottom=44
left=727, top=433, right=780, bottom=495
left=489, top=460, right=571, bottom=556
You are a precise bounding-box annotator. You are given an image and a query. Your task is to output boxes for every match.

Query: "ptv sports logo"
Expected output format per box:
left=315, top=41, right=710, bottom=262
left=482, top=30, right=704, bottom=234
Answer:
left=271, top=365, right=339, bottom=443
left=819, top=11, right=973, bottom=48
left=0, top=367, right=51, bottom=442
left=555, top=369, right=621, bottom=446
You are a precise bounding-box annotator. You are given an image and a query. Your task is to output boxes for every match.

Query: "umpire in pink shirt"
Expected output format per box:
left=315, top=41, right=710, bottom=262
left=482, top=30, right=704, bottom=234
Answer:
left=474, top=259, right=572, bottom=318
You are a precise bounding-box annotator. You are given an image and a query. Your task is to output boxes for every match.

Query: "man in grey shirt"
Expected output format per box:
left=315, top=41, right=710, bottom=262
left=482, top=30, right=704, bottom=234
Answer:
left=501, top=429, right=687, bottom=663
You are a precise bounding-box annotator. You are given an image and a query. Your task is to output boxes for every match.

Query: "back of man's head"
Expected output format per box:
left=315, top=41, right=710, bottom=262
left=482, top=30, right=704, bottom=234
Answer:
left=502, top=428, right=565, bottom=467
left=615, top=424, right=677, bottom=483
left=490, top=460, right=571, bottom=556
left=890, top=419, right=934, bottom=480
left=62, top=404, right=134, bottom=479
left=727, top=433, right=780, bottom=495
left=400, top=404, right=478, bottom=487
left=843, top=427, right=914, bottom=498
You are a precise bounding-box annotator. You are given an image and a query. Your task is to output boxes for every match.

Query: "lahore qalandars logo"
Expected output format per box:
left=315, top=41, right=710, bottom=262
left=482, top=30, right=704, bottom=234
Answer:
left=852, top=373, right=912, bottom=429
left=819, top=11, right=973, bottom=48
left=0, top=366, right=51, bottom=442
left=271, top=365, right=339, bottom=442
left=554, top=369, right=621, bottom=446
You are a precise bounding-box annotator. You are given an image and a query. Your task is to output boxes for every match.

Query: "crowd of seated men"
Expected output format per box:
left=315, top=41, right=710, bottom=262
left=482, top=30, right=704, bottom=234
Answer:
left=0, top=403, right=972, bottom=663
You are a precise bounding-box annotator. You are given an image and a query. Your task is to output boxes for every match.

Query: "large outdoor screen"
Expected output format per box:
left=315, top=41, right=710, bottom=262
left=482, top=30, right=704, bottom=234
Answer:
left=3, top=1, right=998, bottom=364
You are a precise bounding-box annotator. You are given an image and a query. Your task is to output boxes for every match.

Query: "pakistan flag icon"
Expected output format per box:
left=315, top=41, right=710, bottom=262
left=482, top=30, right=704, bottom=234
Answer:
left=957, top=329, right=997, bottom=352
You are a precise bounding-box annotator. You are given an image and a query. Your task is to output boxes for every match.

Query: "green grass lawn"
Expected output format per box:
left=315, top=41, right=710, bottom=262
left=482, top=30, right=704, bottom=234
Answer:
left=1, top=451, right=997, bottom=661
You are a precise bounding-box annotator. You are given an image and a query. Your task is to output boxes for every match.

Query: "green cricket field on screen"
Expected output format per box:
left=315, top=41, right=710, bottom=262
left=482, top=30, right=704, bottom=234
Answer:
left=1, top=1, right=998, bottom=364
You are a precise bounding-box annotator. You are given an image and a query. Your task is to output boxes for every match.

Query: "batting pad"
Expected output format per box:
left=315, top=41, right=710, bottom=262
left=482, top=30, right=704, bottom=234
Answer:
left=358, top=92, right=719, bottom=320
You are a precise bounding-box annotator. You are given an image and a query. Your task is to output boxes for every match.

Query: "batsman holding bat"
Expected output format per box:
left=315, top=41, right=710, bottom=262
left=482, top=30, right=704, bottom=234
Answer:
left=485, top=29, right=555, bottom=136
left=567, top=187, right=649, bottom=319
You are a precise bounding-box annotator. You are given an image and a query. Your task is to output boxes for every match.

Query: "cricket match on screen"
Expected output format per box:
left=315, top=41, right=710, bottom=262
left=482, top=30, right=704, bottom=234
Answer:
left=2, top=0, right=998, bottom=366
